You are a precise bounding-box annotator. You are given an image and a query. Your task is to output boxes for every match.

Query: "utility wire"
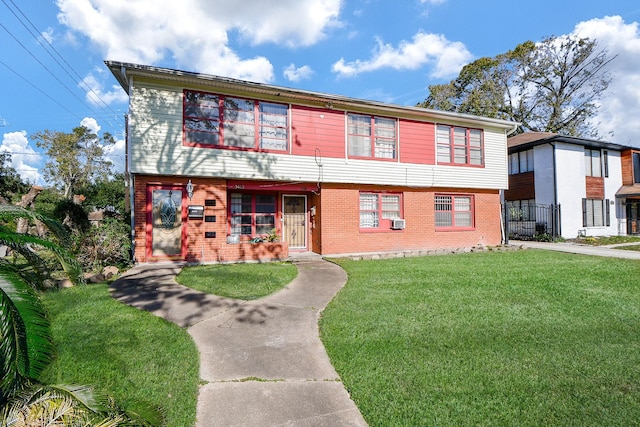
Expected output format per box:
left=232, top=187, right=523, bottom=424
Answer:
left=2, top=0, right=121, bottom=123
left=0, top=59, right=81, bottom=119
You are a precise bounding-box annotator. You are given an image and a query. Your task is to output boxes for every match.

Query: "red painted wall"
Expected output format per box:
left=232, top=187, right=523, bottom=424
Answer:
left=291, top=106, right=346, bottom=158
left=399, top=119, right=435, bottom=164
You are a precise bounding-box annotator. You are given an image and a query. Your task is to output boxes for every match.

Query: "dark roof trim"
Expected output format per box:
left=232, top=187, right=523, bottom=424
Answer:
left=105, top=60, right=519, bottom=132
left=509, top=133, right=628, bottom=152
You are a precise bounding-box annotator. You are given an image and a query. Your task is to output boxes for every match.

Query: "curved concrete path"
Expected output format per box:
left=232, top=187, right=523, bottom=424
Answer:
left=512, top=240, right=640, bottom=260
left=111, top=259, right=367, bottom=427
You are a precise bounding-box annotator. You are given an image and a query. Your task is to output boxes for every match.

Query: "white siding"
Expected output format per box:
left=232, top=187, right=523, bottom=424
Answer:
left=128, top=83, right=509, bottom=190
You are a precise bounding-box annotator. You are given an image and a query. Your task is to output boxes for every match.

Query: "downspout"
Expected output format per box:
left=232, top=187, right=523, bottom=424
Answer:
left=123, top=65, right=136, bottom=263
left=502, top=123, right=520, bottom=244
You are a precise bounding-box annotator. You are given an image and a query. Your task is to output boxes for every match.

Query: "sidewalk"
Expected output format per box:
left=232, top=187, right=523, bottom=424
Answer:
left=111, top=259, right=367, bottom=427
left=512, top=240, right=640, bottom=260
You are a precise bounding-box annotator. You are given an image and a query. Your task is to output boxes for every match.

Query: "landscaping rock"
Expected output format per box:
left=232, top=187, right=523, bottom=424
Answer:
left=58, top=278, right=74, bottom=289
left=103, top=265, right=119, bottom=279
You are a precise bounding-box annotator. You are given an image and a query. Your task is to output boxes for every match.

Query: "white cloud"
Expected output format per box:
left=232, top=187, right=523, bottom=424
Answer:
left=419, top=0, right=447, bottom=4
left=104, top=137, right=125, bottom=173
left=56, top=0, right=342, bottom=83
left=81, top=70, right=128, bottom=106
left=571, top=16, right=640, bottom=146
left=332, top=31, right=472, bottom=79
left=40, top=27, right=55, bottom=44
left=80, top=117, right=100, bottom=133
left=0, top=131, right=43, bottom=184
left=284, top=64, right=314, bottom=82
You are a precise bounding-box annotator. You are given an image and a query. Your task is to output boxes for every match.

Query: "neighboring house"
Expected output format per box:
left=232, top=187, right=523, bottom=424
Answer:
left=505, top=132, right=640, bottom=239
left=106, top=61, right=517, bottom=263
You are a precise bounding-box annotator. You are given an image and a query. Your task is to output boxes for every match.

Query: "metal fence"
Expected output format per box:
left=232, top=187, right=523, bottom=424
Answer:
left=502, top=203, right=561, bottom=242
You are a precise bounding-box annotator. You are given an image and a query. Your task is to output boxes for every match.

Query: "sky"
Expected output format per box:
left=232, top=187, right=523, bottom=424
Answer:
left=1, top=0, right=640, bottom=185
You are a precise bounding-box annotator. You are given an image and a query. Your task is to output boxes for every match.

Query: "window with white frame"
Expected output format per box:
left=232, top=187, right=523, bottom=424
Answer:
left=184, top=90, right=288, bottom=151
left=585, top=148, right=602, bottom=177
left=582, top=198, right=610, bottom=227
left=348, top=114, right=397, bottom=159
left=359, top=192, right=402, bottom=229
left=437, top=125, right=483, bottom=166
left=435, top=194, right=474, bottom=229
left=509, top=149, right=534, bottom=174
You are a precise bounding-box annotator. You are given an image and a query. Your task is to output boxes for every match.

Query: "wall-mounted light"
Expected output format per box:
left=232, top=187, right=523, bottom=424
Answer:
left=186, top=179, right=194, bottom=200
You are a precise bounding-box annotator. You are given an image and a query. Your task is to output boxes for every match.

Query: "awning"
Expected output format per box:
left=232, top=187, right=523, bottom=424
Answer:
left=616, top=184, right=640, bottom=198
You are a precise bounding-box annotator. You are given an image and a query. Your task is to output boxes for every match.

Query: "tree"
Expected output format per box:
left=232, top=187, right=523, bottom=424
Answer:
left=0, top=152, right=28, bottom=204
left=0, top=204, right=159, bottom=426
left=33, top=126, right=115, bottom=199
left=420, top=36, right=616, bottom=137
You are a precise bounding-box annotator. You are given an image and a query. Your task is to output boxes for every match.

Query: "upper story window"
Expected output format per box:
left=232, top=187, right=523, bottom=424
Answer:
left=348, top=114, right=397, bottom=159
left=585, top=148, right=602, bottom=177
left=509, top=149, right=534, bottom=174
left=436, top=125, right=483, bottom=166
left=359, top=192, right=402, bottom=229
left=633, top=152, right=640, bottom=184
left=184, top=90, right=288, bottom=151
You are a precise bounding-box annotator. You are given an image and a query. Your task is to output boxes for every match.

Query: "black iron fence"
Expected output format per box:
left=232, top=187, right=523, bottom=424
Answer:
left=502, top=203, right=561, bottom=242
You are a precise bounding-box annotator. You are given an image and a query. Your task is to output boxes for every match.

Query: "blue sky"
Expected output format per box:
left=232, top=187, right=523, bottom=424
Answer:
left=1, top=0, right=640, bottom=185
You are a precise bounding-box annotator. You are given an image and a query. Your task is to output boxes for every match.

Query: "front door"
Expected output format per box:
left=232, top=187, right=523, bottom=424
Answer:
left=147, top=186, right=186, bottom=259
left=283, top=195, right=307, bottom=249
left=627, top=200, right=640, bottom=235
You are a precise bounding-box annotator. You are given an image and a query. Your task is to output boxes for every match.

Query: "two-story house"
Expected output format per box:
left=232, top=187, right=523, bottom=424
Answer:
left=106, top=61, right=518, bottom=263
left=504, top=132, right=640, bottom=239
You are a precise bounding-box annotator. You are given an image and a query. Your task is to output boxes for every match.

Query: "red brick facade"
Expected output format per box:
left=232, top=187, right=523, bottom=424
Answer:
left=132, top=175, right=501, bottom=263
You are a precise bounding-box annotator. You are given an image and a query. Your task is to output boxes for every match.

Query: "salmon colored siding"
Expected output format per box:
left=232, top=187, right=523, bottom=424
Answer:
left=399, top=119, right=435, bottom=164
left=291, top=106, right=345, bottom=158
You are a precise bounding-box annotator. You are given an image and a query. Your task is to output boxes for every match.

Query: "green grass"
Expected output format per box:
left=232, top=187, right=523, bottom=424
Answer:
left=574, top=235, right=640, bottom=246
left=320, top=250, right=640, bottom=426
left=617, top=244, right=640, bottom=251
left=176, top=262, right=297, bottom=300
left=40, top=284, right=199, bottom=426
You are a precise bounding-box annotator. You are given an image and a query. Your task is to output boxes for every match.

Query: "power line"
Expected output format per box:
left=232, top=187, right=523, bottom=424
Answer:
left=0, top=3, right=124, bottom=132
left=1, top=0, right=121, bottom=123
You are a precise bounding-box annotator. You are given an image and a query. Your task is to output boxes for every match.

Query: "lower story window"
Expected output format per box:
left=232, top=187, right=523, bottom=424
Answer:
left=435, top=194, right=474, bottom=229
left=583, top=198, right=610, bottom=227
left=359, top=192, right=402, bottom=229
left=229, top=193, right=276, bottom=235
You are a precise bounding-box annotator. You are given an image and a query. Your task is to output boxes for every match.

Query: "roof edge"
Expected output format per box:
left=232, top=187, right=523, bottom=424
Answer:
left=105, top=60, right=519, bottom=131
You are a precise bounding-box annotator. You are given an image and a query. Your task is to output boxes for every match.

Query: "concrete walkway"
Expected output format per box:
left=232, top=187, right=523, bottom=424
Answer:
left=110, top=259, right=367, bottom=427
left=512, top=240, right=640, bottom=260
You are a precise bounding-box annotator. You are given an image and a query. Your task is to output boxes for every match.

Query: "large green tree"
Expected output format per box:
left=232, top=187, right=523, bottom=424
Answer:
left=0, top=152, right=28, bottom=204
left=420, top=36, right=616, bottom=137
left=33, top=126, right=115, bottom=199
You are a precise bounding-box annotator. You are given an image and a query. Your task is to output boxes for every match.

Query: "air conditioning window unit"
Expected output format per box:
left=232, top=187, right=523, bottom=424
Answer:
left=391, top=218, right=406, bottom=230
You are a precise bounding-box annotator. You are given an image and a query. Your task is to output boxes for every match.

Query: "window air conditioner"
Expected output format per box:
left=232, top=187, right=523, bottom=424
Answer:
left=391, top=218, right=406, bottom=230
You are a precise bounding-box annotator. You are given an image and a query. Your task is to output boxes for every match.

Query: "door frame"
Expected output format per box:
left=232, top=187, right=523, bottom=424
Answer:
left=146, top=184, right=188, bottom=261
left=282, top=194, right=308, bottom=250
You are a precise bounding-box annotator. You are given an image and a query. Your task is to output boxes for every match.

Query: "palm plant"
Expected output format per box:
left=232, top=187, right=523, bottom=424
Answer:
left=0, top=204, right=159, bottom=426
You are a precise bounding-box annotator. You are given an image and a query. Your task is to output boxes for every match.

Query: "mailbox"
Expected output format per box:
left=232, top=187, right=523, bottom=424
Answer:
left=187, top=205, right=204, bottom=219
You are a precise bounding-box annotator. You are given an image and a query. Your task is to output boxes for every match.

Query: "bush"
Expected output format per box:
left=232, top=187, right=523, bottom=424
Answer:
left=77, top=217, right=131, bottom=271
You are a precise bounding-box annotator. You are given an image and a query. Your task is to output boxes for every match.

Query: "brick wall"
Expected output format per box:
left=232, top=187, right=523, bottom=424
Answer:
left=132, top=175, right=289, bottom=263
left=317, top=184, right=502, bottom=255
left=132, top=176, right=502, bottom=262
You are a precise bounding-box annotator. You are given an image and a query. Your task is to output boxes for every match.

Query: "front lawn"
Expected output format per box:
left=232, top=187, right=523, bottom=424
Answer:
left=176, top=262, right=297, bottom=300
left=321, top=250, right=640, bottom=426
left=41, top=284, right=200, bottom=426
